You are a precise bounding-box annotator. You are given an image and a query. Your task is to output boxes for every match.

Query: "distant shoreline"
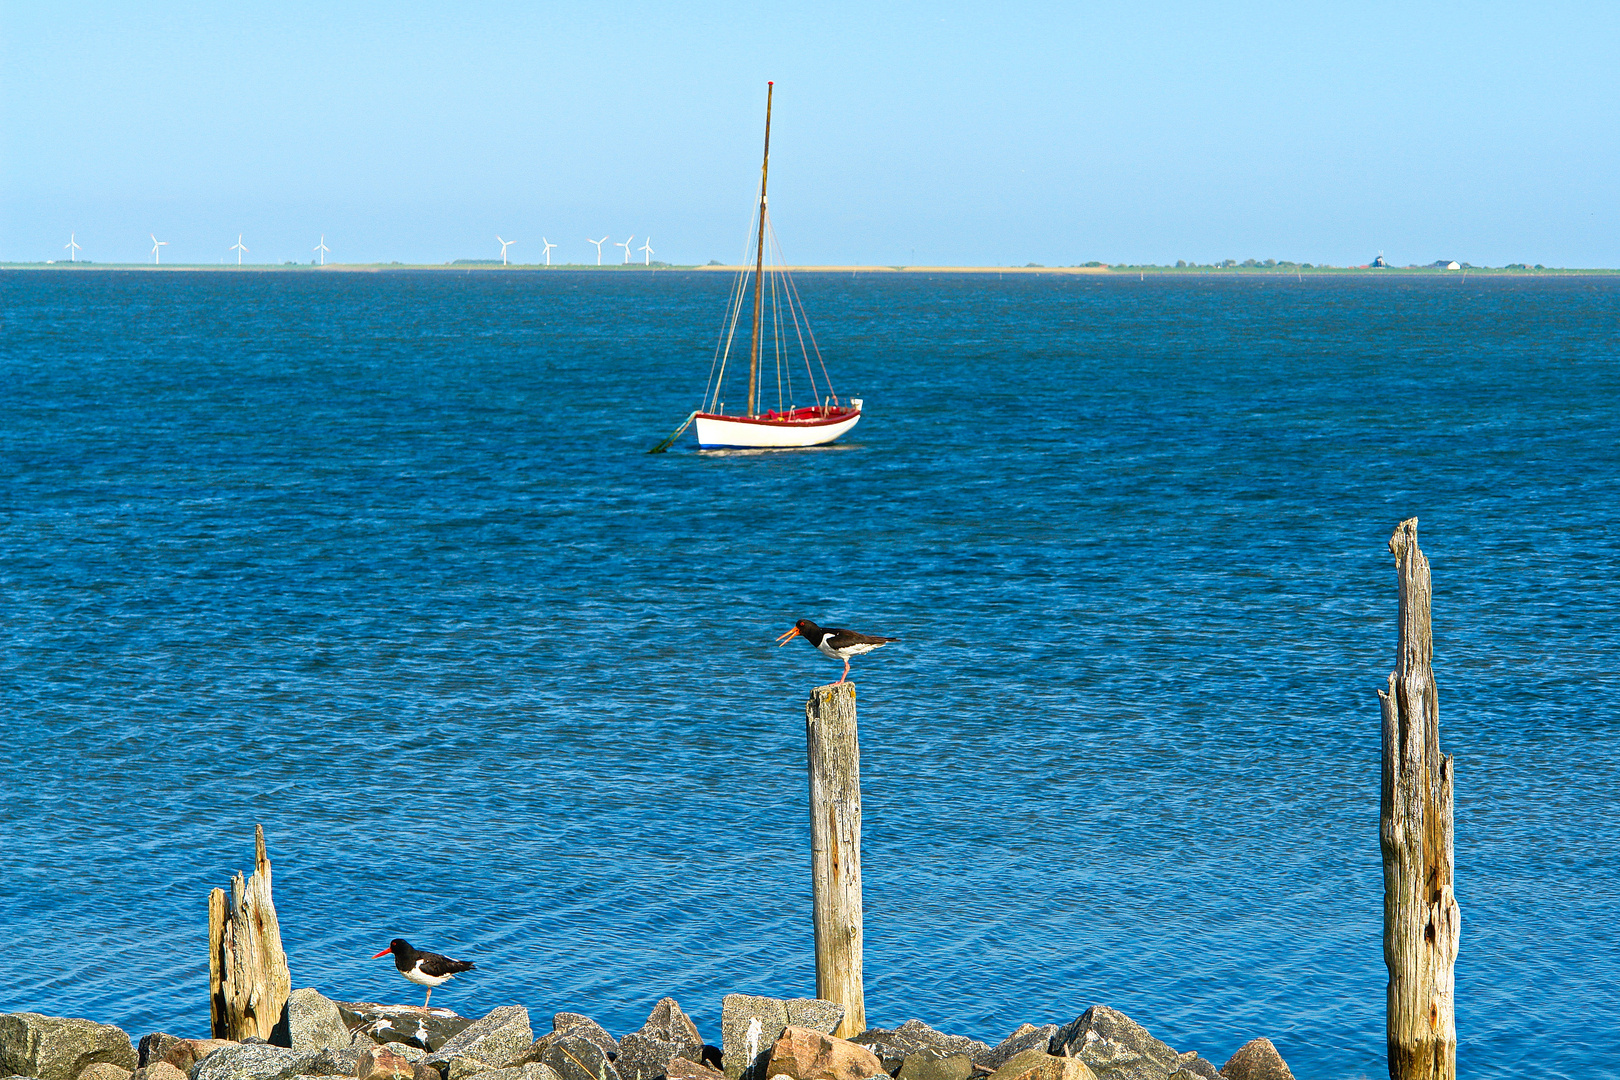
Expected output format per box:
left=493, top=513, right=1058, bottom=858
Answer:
left=5, top=262, right=1616, bottom=276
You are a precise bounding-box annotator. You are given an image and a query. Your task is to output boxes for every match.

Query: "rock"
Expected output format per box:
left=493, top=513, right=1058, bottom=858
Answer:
left=520, top=1034, right=618, bottom=1080
left=423, top=1010, right=533, bottom=1079
left=889, top=1026, right=987, bottom=1066
left=1216, top=1041, right=1291, bottom=1080
left=470, top=1067, right=564, bottom=1080
left=763, top=1029, right=881, bottom=1080
left=304, top=1050, right=366, bottom=1079
left=720, top=998, right=843, bottom=1080
left=188, top=1045, right=317, bottom=1080
left=981, top=1028, right=1058, bottom=1073
left=77, top=1063, right=133, bottom=1080
left=616, top=1000, right=704, bottom=1080
left=334, top=1007, right=474, bottom=1054
left=846, top=1033, right=928, bottom=1077
left=1051, top=1008, right=1179, bottom=1080
left=896, top=1053, right=970, bottom=1080
left=274, top=993, right=352, bottom=1054
left=358, top=1047, right=420, bottom=1080
left=664, top=1061, right=724, bottom=1080
left=1169, top=1053, right=1218, bottom=1080
left=985, top=1052, right=1095, bottom=1080
left=544, top=1017, right=618, bottom=1062
left=132, top=1061, right=192, bottom=1080
left=0, top=1015, right=139, bottom=1080
left=140, top=1036, right=215, bottom=1075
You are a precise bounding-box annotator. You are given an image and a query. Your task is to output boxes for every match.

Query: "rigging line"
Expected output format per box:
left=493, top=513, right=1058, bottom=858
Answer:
left=709, top=197, right=767, bottom=413
left=704, top=264, right=748, bottom=412
left=766, top=216, right=816, bottom=408
left=770, top=223, right=797, bottom=409
left=774, top=223, right=793, bottom=414
left=779, top=255, right=835, bottom=406
left=763, top=213, right=796, bottom=405
left=714, top=264, right=754, bottom=412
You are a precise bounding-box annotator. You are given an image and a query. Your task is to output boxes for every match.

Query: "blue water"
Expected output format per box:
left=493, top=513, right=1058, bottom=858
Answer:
left=3, top=270, right=1617, bottom=1080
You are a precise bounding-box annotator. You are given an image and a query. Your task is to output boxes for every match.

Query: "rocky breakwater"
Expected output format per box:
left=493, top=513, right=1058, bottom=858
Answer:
left=2, top=992, right=1294, bottom=1080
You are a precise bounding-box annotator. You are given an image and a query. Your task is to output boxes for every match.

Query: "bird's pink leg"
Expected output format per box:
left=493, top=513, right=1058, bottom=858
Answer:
left=423, top=988, right=432, bottom=1008
left=839, top=659, right=850, bottom=683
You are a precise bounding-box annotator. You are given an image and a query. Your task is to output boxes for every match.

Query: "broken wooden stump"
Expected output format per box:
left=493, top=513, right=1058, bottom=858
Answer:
left=1377, top=519, right=1460, bottom=1080
left=208, top=824, right=291, bottom=1040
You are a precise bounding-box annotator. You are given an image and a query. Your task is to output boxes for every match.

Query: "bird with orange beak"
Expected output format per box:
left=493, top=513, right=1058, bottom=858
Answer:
left=370, top=938, right=475, bottom=1007
left=776, top=618, right=899, bottom=683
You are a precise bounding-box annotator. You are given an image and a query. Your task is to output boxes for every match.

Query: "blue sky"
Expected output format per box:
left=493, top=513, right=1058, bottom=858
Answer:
left=3, top=2, right=1617, bottom=266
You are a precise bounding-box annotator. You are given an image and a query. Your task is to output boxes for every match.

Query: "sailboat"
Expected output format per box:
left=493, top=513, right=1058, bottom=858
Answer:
left=653, top=82, right=863, bottom=452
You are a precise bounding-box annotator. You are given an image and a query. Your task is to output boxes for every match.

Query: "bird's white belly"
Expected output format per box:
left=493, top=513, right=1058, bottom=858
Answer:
left=404, top=964, right=454, bottom=988
left=818, top=639, right=877, bottom=659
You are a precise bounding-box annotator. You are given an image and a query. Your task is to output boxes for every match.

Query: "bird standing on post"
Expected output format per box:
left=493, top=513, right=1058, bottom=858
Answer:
left=776, top=618, right=899, bottom=684
left=370, top=938, right=475, bottom=1008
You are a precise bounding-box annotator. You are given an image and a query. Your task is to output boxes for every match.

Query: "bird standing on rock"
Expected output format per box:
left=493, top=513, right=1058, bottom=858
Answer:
left=371, top=938, right=475, bottom=1007
left=776, top=618, right=899, bottom=684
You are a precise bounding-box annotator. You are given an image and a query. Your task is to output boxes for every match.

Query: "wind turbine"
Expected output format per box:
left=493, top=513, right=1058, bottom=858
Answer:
left=639, top=237, right=654, bottom=266
left=65, top=233, right=81, bottom=262
left=616, top=235, right=634, bottom=264
left=588, top=236, right=608, bottom=265
left=230, top=234, right=248, bottom=265
left=541, top=237, right=556, bottom=266
left=497, top=236, right=516, bottom=265
left=314, top=235, right=329, bottom=265
left=150, top=234, right=167, bottom=265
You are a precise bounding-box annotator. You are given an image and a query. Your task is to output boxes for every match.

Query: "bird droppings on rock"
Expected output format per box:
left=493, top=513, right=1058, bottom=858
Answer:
left=334, top=1005, right=473, bottom=1054
left=719, top=997, right=843, bottom=1080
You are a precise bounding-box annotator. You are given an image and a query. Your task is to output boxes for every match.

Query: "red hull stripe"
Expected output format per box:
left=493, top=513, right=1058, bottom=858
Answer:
left=695, top=408, right=860, bottom=429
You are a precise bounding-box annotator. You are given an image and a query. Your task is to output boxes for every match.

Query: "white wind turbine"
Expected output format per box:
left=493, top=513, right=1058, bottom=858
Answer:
left=541, top=237, right=556, bottom=266
left=230, top=234, right=248, bottom=265
left=314, top=235, right=329, bottom=265
left=615, top=235, right=634, bottom=264
left=150, top=234, right=167, bottom=264
left=65, top=233, right=81, bottom=262
left=639, top=237, right=654, bottom=266
left=588, top=236, right=608, bottom=265
left=497, top=236, right=516, bottom=265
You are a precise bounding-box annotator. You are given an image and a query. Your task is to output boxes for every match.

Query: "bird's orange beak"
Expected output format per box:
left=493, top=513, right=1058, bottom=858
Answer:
left=775, top=626, right=801, bottom=646
left=370, top=947, right=393, bottom=959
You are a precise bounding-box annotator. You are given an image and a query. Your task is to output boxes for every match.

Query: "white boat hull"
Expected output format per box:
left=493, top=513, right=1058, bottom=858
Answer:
left=694, top=404, right=862, bottom=449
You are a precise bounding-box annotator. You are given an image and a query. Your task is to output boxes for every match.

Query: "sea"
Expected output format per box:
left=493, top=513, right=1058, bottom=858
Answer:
left=3, top=269, right=1617, bottom=1080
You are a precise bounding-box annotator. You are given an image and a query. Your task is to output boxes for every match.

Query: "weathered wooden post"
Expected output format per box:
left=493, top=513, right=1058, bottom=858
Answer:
left=1377, top=519, right=1460, bottom=1080
left=208, top=824, right=291, bottom=1040
left=805, top=682, right=866, bottom=1038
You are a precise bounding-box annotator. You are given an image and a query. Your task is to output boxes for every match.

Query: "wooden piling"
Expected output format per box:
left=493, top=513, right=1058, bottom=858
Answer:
left=805, top=681, right=866, bottom=1038
left=209, top=824, right=291, bottom=1040
left=1377, top=519, right=1460, bottom=1080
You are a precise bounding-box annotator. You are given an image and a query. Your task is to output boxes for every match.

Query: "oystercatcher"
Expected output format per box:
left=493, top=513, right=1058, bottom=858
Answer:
left=776, top=619, right=899, bottom=684
left=371, top=938, right=475, bottom=1007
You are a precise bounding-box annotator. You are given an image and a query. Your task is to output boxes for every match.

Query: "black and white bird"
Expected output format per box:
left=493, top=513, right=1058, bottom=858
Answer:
left=776, top=618, right=899, bottom=683
left=370, top=938, right=476, bottom=1008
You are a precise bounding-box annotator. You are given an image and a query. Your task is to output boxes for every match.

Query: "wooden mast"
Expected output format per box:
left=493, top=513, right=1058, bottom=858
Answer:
left=747, top=81, right=773, bottom=417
